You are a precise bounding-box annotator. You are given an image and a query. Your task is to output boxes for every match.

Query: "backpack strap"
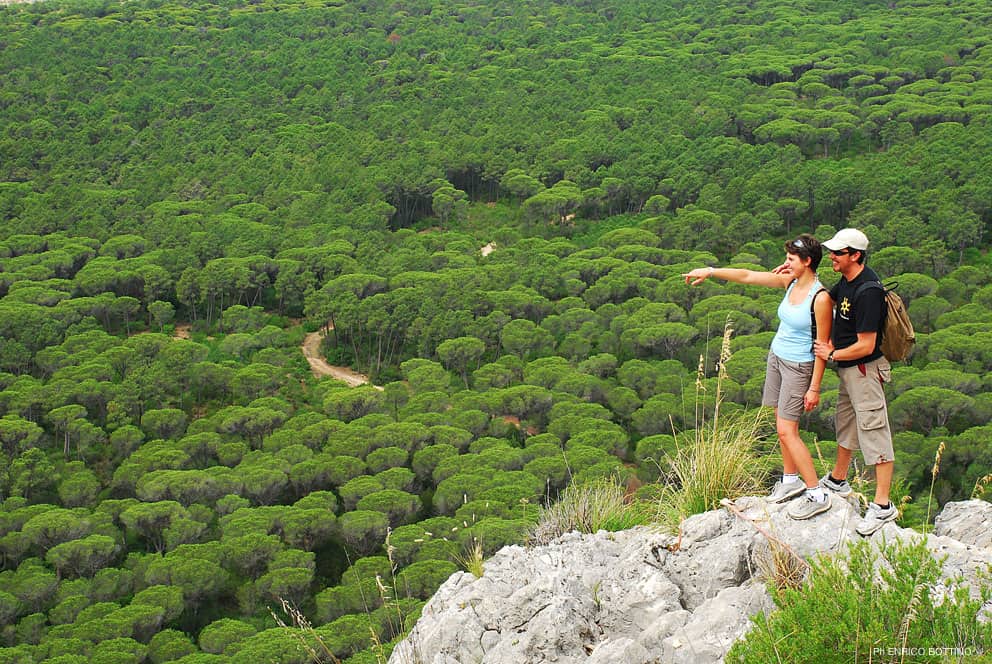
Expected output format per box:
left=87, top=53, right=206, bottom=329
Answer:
left=853, top=280, right=885, bottom=299
left=809, top=286, right=826, bottom=352
left=852, top=279, right=889, bottom=335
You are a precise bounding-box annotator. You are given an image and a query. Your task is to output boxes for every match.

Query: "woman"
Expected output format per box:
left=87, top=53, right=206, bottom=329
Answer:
left=683, top=234, right=833, bottom=520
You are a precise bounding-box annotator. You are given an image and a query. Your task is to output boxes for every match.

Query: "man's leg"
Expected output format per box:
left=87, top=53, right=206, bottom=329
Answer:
left=832, top=445, right=853, bottom=482
left=874, top=460, right=893, bottom=506
left=832, top=369, right=856, bottom=481
left=857, top=459, right=898, bottom=536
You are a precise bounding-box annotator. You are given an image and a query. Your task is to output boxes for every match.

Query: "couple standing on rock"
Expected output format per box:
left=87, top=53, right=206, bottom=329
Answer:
left=684, top=228, right=897, bottom=537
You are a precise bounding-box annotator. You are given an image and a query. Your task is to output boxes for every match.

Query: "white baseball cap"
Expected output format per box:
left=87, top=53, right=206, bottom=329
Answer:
left=822, top=228, right=869, bottom=251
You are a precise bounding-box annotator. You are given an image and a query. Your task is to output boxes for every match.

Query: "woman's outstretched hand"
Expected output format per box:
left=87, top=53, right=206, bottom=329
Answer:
left=683, top=267, right=712, bottom=286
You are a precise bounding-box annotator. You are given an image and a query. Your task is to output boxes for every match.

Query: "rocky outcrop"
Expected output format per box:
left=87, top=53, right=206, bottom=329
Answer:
left=389, top=497, right=992, bottom=664
left=933, top=499, right=992, bottom=548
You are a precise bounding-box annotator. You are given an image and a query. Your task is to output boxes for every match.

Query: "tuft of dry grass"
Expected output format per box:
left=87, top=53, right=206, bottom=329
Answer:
left=755, top=538, right=809, bottom=592
left=723, top=498, right=810, bottom=593
left=656, top=407, right=771, bottom=533
left=655, top=322, right=771, bottom=533
left=530, top=477, right=656, bottom=545
left=453, top=537, right=486, bottom=578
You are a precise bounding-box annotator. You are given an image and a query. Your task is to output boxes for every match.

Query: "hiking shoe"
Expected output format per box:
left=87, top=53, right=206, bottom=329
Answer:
left=767, top=477, right=806, bottom=503
left=856, top=502, right=898, bottom=536
left=818, top=474, right=852, bottom=497
left=788, top=493, right=831, bottom=520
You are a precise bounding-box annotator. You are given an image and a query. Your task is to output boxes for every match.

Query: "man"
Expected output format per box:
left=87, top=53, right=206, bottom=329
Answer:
left=814, top=228, right=897, bottom=536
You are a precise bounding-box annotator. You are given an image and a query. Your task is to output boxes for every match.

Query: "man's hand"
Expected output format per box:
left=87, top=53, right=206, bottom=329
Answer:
left=770, top=261, right=791, bottom=275
left=813, top=339, right=834, bottom=362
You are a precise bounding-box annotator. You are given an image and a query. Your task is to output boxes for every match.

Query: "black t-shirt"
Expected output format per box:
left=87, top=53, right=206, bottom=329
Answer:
left=829, top=266, right=885, bottom=367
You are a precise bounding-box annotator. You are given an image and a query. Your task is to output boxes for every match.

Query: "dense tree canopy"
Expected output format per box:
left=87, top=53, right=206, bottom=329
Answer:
left=2, top=0, right=992, bottom=661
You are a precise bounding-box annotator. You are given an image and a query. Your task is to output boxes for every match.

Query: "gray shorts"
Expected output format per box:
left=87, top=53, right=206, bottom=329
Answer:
left=762, top=352, right=814, bottom=422
left=835, top=357, right=894, bottom=465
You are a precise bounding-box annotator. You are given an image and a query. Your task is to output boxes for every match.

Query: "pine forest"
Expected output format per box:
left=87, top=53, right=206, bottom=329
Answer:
left=1, top=0, right=992, bottom=661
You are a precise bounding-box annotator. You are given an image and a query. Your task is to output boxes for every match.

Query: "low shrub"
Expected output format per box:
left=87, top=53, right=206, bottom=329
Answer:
left=728, top=537, right=992, bottom=663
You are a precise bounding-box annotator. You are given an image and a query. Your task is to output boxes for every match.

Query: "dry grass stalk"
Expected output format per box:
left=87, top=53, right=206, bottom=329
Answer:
left=925, top=442, right=945, bottom=532
left=379, top=528, right=407, bottom=654
left=369, top=620, right=387, bottom=664
left=712, top=317, right=734, bottom=430
left=270, top=597, right=341, bottom=664
left=972, top=473, right=992, bottom=500
left=898, top=582, right=926, bottom=664
left=722, top=498, right=810, bottom=592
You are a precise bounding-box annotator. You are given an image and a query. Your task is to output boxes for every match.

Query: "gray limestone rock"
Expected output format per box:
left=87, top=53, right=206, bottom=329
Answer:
left=662, top=582, right=774, bottom=664
left=661, top=509, right=752, bottom=610
left=388, top=499, right=990, bottom=664
left=933, top=499, right=992, bottom=548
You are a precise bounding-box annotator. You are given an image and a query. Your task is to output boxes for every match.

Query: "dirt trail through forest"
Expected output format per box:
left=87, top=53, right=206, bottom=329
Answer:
left=302, top=328, right=379, bottom=388
left=168, top=321, right=375, bottom=388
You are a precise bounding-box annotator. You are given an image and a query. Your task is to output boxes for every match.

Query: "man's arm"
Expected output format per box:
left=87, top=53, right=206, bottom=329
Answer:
left=830, top=332, right=877, bottom=362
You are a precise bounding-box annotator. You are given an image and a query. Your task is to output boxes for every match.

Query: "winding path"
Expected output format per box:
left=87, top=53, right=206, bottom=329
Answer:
left=301, top=328, right=378, bottom=388
left=299, top=241, right=497, bottom=387
left=165, top=241, right=498, bottom=387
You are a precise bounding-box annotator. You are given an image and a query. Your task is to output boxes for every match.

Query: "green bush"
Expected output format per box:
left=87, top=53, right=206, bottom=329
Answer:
left=148, top=629, right=196, bottom=664
left=197, top=618, right=256, bottom=655
left=394, top=560, right=458, bottom=600
left=314, top=579, right=381, bottom=624
left=355, top=490, right=421, bottom=528
left=365, top=446, right=409, bottom=474
left=728, top=537, right=992, bottom=663
left=374, top=467, right=417, bottom=493
left=337, top=511, right=389, bottom=556
left=91, top=637, right=147, bottom=663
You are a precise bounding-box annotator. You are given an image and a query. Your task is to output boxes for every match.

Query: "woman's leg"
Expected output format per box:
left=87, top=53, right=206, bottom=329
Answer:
left=776, top=415, right=817, bottom=488
left=775, top=408, right=798, bottom=475
left=775, top=408, right=799, bottom=475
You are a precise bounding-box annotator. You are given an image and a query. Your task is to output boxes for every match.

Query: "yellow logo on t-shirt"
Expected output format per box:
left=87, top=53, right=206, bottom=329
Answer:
left=839, top=297, right=851, bottom=317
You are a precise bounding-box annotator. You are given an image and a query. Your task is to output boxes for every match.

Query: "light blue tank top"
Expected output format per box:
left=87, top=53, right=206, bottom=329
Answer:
left=769, top=280, right=820, bottom=363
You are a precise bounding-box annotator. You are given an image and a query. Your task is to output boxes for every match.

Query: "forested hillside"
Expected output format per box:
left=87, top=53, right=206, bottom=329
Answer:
left=1, top=0, right=991, bottom=662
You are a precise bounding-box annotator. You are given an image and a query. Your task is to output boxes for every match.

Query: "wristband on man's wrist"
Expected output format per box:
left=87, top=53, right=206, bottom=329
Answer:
left=827, top=350, right=835, bottom=362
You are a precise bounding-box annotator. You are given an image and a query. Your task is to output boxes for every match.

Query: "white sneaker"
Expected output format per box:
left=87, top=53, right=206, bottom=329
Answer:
left=788, top=493, right=832, bottom=520
left=767, top=477, right=805, bottom=503
left=856, top=502, right=898, bottom=536
left=818, top=474, right=852, bottom=497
